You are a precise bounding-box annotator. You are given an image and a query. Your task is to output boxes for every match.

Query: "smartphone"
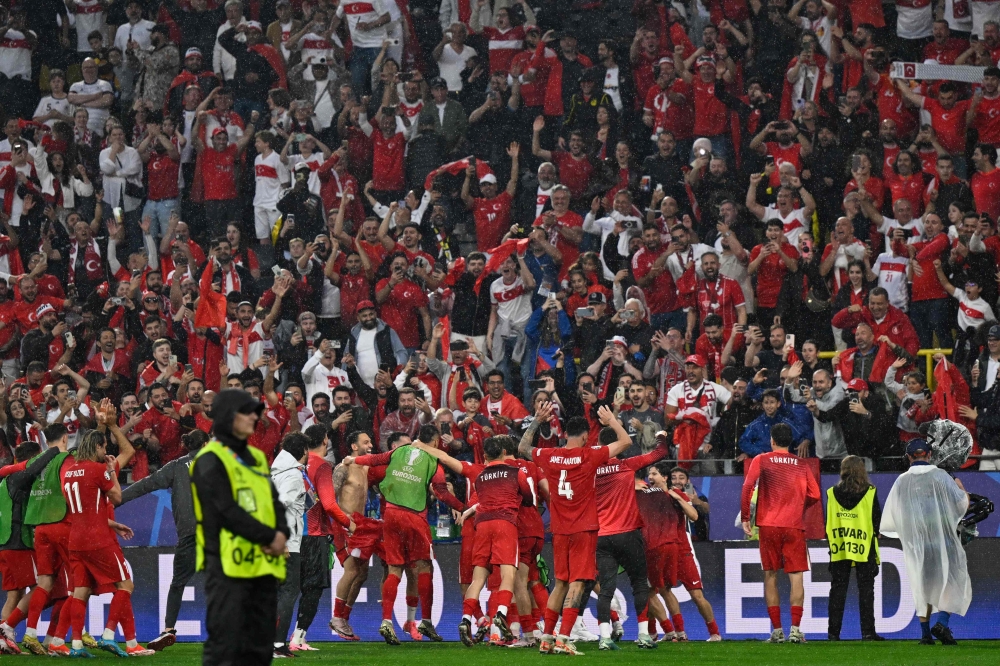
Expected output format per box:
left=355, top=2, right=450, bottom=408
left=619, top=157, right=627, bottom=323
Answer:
left=614, top=386, right=626, bottom=403
left=341, top=139, right=349, bottom=151
left=698, top=148, right=708, bottom=157
left=575, top=307, right=595, bottom=318
left=295, top=133, right=306, bottom=142
left=605, top=339, right=616, bottom=349
left=408, top=351, right=421, bottom=366
left=272, top=265, right=282, bottom=277
left=169, top=354, right=177, bottom=365
left=185, top=363, right=193, bottom=373
left=838, top=95, right=848, bottom=106
left=852, top=154, right=862, bottom=171
left=379, top=362, right=394, bottom=374
left=331, top=339, right=341, bottom=349
left=785, top=333, right=796, bottom=350
left=764, top=155, right=775, bottom=166
left=528, top=379, right=547, bottom=390
left=581, top=382, right=595, bottom=394
left=132, top=269, right=142, bottom=278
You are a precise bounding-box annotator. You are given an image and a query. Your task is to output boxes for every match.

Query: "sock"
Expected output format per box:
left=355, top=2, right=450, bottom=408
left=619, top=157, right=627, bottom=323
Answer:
left=48, top=598, right=67, bottom=643
left=108, top=589, right=136, bottom=641
left=417, top=573, right=433, bottom=620
left=494, top=590, right=513, bottom=618
left=462, top=598, right=480, bottom=622
left=660, top=618, right=674, bottom=634
left=543, top=608, right=559, bottom=636
left=486, top=592, right=499, bottom=620
left=405, top=596, right=418, bottom=623
left=768, top=606, right=782, bottom=630
left=791, top=605, right=803, bottom=629
left=610, top=610, right=619, bottom=623
left=531, top=583, right=549, bottom=617
left=70, top=598, right=86, bottom=642
left=637, top=607, right=648, bottom=622
left=5, top=607, right=24, bottom=629
left=126, top=639, right=137, bottom=648
left=72, top=639, right=83, bottom=650
left=707, top=619, right=720, bottom=635
left=344, top=604, right=353, bottom=620
left=381, top=574, right=401, bottom=621
left=333, top=598, right=346, bottom=620
left=102, top=628, right=115, bottom=640
left=638, top=620, right=649, bottom=635
left=531, top=606, right=541, bottom=629
left=920, top=620, right=932, bottom=639
left=27, top=586, right=50, bottom=635
left=936, top=611, right=950, bottom=628
left=559, top=608, right=579, bottom=639
left=599, top=622, right=611, bottom=639
left=472, top=603, right=483, bottom=620
left=672, top=613, right=685, bottom=633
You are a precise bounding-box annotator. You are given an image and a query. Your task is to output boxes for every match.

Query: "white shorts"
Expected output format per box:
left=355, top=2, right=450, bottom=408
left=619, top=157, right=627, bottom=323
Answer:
left=254, top=207, right=281, bottom=240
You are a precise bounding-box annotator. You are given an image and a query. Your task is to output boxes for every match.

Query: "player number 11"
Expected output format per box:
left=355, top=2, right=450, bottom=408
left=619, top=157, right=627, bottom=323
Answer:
left=557, top=470, right=574, bottom=500
left=64, top=481, right=83, bottom=514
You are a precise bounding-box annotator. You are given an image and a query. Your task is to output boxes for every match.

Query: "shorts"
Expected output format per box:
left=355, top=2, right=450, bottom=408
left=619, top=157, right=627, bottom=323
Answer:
left=382, top=506, right=433, bottom=567
left=69, top=548, right=130, bottom=588
left=471, top=520, right=519, bottom=568
left=758, top=525, right=809, bottom=573
left=300, top=535, right=332, bottom=590
left=676, top=548, right=703, bottom=590
left=346, top=513, right=384, bottom=562
left=518, top=536, right=544, bottom=581
left=459, top=519, right=477, bottom=585
left=0, top=550, right=37, bottom=590
left=645, top=542, right=678, bottom=591
left=335, top=548, right=348, bottom=566
left=254, top=206, right=281, bottom=239
left=552, top=531, right=598, bottom=583
left=33, top=522, right=70, bottom=577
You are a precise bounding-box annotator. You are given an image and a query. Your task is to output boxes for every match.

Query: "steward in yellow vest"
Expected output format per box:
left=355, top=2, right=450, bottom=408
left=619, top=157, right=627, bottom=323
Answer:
left=825, top=456, right=883, bottom=642
left=190, top=390, right=289, bottom=666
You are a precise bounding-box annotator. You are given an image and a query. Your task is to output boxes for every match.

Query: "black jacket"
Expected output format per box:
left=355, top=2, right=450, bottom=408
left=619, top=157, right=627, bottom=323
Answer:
left=710, top=399, right=760, bottom=459
left=639, top=151, right=688, bottom=210
left=161, top=0, right=227, bottom=62
left=121, top=451, right=197, bottom=538
left=451, top=272, right=495, bottom=337
left=217, top=28, right=278, bottom=102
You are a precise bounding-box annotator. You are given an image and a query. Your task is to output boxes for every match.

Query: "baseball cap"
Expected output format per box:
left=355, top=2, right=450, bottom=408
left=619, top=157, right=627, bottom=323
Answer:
left=846, top=378, right=868, bottom=391
left=211, top=127, right=228, bottom=138
left=696, top=55, right=716, bottom=68
left=429, top=77, right=448, bottom=89
left=356, top=300, right=375, bottom=314
left=479, top=173, right=497, bottom=184
left=294, top=161, right=312, bottom=174
left=989, top=324, right=1000, bottom=339
left=657, top=56, right=674, bottom=66
left=185, top=47, right=202, bottom=59
left=587, top=292, right=606, bottom=305
left=276, top=0, right=291, bottom=5
left=610, top=335, right=628, bottom=347
left=684, top=354, right=707, bottom=367
left=246, top=20, right=263, bottom=32
left=905, top=439, right=931, bottom=456
left=35, top=303, right=56, bottom=319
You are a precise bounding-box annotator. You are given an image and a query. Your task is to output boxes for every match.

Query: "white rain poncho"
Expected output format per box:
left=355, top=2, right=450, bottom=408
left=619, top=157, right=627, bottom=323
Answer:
left=881, top=464, right=972, bottom=616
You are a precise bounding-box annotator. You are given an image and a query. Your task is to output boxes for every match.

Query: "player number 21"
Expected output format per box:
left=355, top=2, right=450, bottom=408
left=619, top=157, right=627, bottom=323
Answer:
left=64, top=481, right=83, bottom=514
left=557, top=470, right=574, bottom=500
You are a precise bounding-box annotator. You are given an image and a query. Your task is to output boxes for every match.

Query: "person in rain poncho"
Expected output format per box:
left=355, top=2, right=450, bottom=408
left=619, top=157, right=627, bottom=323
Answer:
left=880, top=439, right=971, bottom=646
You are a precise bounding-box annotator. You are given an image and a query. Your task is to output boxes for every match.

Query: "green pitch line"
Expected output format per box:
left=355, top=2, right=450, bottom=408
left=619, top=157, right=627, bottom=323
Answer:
left=101, top=640, right=1000, bottom=665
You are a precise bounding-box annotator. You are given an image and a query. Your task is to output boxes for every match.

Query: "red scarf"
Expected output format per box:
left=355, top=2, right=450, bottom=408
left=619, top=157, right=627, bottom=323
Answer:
left=476, top=238, right=529, bottom=294
left=194, top=261, right=227, bottom=330
left=227, top=323, right=254, bottom=367
left=248, top=43, right=287, bottom=89
left=67, top=239, right=102, bottom=284
left=933, top=358, right=980, bottom=469
left=671, top=406, right=711, bottom=470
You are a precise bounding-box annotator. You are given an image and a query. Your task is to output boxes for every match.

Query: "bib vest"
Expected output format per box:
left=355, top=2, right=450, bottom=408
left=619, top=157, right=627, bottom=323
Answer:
left=379, top=445, right=438, bottom=512
left=826, top=486, right=880, bottom=565
left=24, top=451, right=71, bottom=526
left=0, top=477, right=32, bottom=547
left=191, top=441, right=285, bottom=580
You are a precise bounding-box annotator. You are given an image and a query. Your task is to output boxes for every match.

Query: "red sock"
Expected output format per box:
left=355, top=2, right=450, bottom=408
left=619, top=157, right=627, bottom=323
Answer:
left=768, top=606, right=782, bottom=630
left=791, top=605, right=803, bottom=628
left=381, top=574, right=401, bottom=621
left=405, top=595, right=419, bottom=614
left=559, top=607, right=580, bottom=637
left=531, top=606, right=541, bottom=629
left=530, top=584, right=549, bottom=616
left=493, top=590, right=513, bottom=615
left=417, top=573, right=433, bottom=620
left=344, top=604, right=353, bottom=620
left=637, top=607, right=648, bottom=622
left=70, top=598, right=86, bottom=641
left=471, top=603, right=483, bottom=620
left=610, top=609, right=619, bottom=622
left=486, top=592, right=499, bottom=619
left=660, top=618, right=674, bottom=633
left=27, top=587, right=49, bottom=630
left=707, top=619, right=720, bottom=635
left=462, top=598, right=480, bottom=618
left=543, top=608, right=559, bottom=636
left=108, top=590, right=136, bottom=641
left=672, top=614, right=685, bottom=633
left=5, top=607, right=25, bottom=628
left=333, top=598, right=346, bottom=619
left=49, top=599, right=67, bottom=639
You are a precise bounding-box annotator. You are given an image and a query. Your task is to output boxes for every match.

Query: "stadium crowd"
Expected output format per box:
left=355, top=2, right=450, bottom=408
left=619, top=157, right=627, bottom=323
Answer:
left=0, top=0, right=989, bottom=657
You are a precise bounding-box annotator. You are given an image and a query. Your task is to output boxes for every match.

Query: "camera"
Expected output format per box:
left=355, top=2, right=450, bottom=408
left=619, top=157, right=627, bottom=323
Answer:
left=111, top=297, right=124, bottom=306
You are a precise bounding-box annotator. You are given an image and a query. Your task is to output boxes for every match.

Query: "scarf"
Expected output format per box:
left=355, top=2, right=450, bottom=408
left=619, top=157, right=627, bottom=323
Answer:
left=671, top=406, right=711, bottom=470
left=227, top=322, right=254, bottom=368
left=247, top=43, right=287, bottom=89
left=476, top=238, right=529, bottom=294
left=933, top=357, right=980, bottom=469
left=194, top=261, right=228, bottom=330
left=656, top=351, right=685, bottom=411
left=425, top=156, right=494, bottom=191
left=67, top=238, right=103, bottom=285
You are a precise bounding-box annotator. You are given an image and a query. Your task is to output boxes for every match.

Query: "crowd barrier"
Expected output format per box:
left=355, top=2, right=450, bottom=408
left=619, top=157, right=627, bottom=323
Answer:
left=815, top=347, right=951, bottom=388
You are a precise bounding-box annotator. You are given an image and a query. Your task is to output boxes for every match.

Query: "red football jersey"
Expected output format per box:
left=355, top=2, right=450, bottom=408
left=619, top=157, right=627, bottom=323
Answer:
left=473, top=461, right=531, bottom=525
left=635, top=486, right=688, bottom=549
left=62, top=459, right=117, bottom=552
left=740, top=451, right=820, bottom=529
left=473, top=191, right=512, bottom=252
left=510, top=458, right=545, bottom=539
left=594, top=444, right=669, bottom=536
left=532, top=445, right=609, bottom=534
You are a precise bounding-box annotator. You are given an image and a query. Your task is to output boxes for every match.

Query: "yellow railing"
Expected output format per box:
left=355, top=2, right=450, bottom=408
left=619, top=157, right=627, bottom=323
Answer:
left=817, top=349, right=952, bottom=388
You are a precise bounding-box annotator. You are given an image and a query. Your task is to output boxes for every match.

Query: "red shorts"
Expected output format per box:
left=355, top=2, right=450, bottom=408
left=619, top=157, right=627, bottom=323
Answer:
left=552, top=531, right=598, bottom=582
left=0, top=550, right=37, bottom=590
left=471, top=520, right=519, bottom=568
left=518, top=536, right=544, bottom=581
left=69, top=548, right=131, bottom=588
left=33, top=522, right=70, bottom=577
left=676, top=548, right=703, bottom=590
left=381, top=506, right=433, bottom=566
left=758, top=526, right=809, bottom=573
left=645, top=542, right=678, bottom=591
left=346, top=514, right=384, bottom=562
left=335, top=548, right=348, bottom=566
left=459, top=519, right=476, bottom=585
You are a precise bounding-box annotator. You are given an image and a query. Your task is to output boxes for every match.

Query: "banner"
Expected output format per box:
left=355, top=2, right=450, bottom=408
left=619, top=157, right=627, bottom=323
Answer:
left=52, top=539, right=1000, bottom=643
left=889, top=62, right=986, bottom=83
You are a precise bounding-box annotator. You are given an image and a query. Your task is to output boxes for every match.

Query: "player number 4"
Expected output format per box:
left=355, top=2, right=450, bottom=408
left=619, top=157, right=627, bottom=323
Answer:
left=557, top=470, right=574, bottom=500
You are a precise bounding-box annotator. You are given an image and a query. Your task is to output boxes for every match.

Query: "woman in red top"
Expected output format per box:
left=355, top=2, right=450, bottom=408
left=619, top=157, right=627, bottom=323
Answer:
left=844, top=150, right=885, bottom=212
left=884, top=150, right=930, bottom=216
left=226, top=223, right=260, bottom=279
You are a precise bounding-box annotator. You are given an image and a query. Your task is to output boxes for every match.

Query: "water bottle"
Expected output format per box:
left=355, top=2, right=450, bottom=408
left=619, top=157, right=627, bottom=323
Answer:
left=435, top=499, right=453, bottom=540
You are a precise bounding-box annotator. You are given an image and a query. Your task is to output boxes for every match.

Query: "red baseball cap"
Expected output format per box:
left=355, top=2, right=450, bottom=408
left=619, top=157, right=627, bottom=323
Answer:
left=846, top=378, right=868, bottom=391
left=355, top=300, right=375, bottom=314
left=684, top=354, right=706, bottom=367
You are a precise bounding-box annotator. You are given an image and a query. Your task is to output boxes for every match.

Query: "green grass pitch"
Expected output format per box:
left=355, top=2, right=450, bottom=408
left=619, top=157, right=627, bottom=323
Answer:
left=107, top=640, right=1000, bottom=664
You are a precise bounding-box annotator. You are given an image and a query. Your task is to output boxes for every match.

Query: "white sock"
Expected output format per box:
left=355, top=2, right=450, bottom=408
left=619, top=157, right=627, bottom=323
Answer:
left=25, top=628, right=36, bottom=639
left=274, top=642, right=283, bottom=649
left=599, top=622, right=611, bottom=639
left=50, top=637, right=63, bottom=647
left=510, top=622, right=521, bottom=637
left=638, top=621, right=648, bottom=635
left=71, top=640, right=83, bottom=650
left=533, top=629, right=542, bottom=639
left=463, top=614, right=474, bottom=624
left=291, top=627, right=304, bottom=644
left=102, top=629, right=115, bottom=640
left=126, top=639, right=137, bottom=649
left=497, top=604, right=508, bottom=617
left=407, top=606, right=417, bottom=622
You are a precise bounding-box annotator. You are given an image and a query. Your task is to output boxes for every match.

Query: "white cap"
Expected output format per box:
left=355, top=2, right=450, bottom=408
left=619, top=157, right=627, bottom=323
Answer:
left=479, top=174, right=497, bottom=184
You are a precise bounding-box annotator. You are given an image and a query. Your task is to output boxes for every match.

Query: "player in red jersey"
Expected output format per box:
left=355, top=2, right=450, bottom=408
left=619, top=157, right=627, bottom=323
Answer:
left=590, top=425, right=671, bottom=650
left=740, top=422, right=821, bottom=643
left=669, top=466, right=721, bottom=642
left=517, top=404, right=632, bottom=656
